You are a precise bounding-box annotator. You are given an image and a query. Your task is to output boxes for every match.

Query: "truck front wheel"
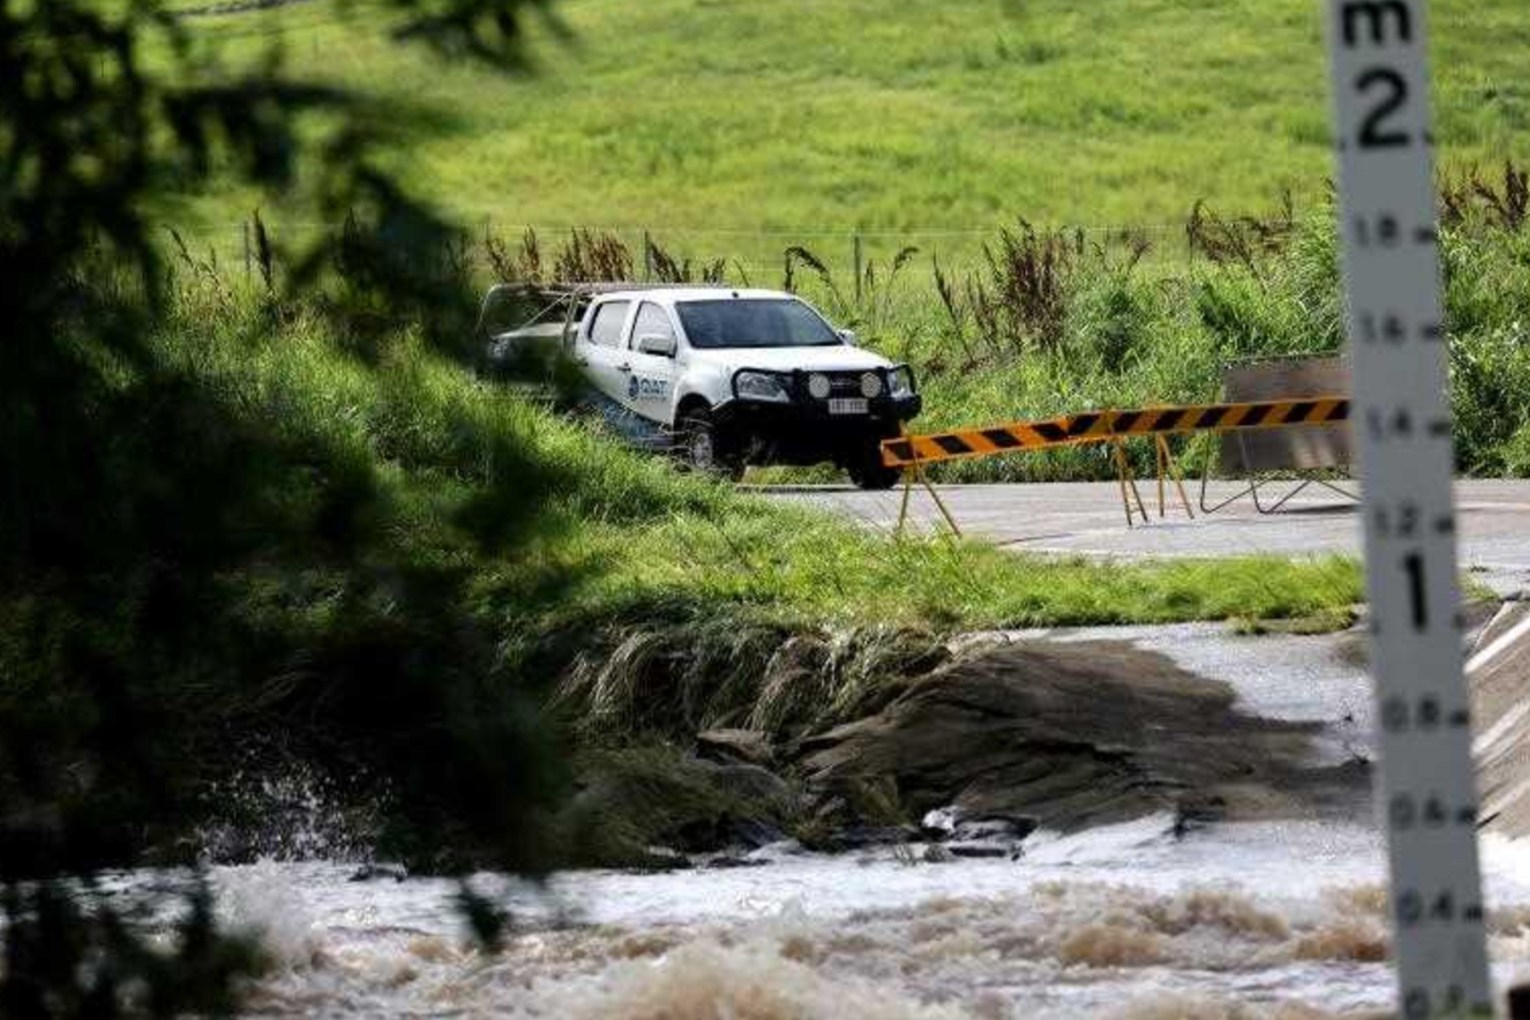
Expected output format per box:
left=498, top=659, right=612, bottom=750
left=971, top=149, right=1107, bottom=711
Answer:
left=678, top=408, right=745, bottom=482
left=847, top=440, right=902, bottom=491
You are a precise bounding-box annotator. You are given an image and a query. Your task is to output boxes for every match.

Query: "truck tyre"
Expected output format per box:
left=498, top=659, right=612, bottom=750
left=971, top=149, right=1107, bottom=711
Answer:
left=678, top=408, right=744, bottom=482
left=847, top=441, right=902, bottom=491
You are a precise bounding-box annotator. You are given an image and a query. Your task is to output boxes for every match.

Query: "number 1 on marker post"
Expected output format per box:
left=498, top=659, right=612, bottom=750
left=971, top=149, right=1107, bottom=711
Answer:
left=1323, top=1, right=1492, bottom=1017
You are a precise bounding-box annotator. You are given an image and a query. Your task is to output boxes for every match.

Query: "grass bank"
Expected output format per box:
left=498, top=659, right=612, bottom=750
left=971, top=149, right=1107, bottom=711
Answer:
left=158, top=283, right=1361, bottom=634
left=2, top=268, right=1363, bottom=874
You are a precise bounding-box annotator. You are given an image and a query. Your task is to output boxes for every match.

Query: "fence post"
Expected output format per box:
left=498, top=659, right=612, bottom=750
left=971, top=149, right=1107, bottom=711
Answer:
left=853, top=231, right=864, bottom=306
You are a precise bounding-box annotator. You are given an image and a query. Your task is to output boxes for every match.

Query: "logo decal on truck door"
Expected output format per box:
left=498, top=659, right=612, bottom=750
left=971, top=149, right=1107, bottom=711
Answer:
left=628, top=376, right=669, bottom=401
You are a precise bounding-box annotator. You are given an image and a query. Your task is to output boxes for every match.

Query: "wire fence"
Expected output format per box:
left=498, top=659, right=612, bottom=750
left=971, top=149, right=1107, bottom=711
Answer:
left=173, top=215, right=1237, bottom=293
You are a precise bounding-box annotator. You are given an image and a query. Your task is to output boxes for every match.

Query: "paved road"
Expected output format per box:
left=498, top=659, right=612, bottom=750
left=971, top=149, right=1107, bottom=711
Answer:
left=762, top=479, right=1530, bottom=596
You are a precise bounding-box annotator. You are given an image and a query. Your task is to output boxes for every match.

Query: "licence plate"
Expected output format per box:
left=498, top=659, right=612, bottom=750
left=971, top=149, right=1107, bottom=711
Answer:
left=827, top=397, right=868, bottom=415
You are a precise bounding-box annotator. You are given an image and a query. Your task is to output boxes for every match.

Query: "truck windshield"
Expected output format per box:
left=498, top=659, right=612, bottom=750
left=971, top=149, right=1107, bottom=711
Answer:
left=675, top=299, right=841, bottom=349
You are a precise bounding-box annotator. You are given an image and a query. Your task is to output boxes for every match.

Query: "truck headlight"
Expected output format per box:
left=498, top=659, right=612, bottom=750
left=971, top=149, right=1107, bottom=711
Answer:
left=888, top=366, right=916, bottom=399
left=734, top=370, right=792, bottom=403
left=859, top=372, right=884, bottom=398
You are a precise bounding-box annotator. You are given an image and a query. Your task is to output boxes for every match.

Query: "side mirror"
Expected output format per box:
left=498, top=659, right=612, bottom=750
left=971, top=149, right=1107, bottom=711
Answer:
left=837, top=329, right=858, bottom=346
left=636, top=333, right=677, bottom=357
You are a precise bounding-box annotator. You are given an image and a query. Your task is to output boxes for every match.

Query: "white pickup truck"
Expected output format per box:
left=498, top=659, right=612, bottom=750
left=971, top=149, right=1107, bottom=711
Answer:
left=486, top=284, right=922, bottom=488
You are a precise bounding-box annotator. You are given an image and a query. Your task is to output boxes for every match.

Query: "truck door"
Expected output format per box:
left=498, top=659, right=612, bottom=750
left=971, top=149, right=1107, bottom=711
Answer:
left=578, top=299, right=634, bottom=411
left=624, top=301, right=679, bottom=425
left=576, top=299, right=667, bottom=448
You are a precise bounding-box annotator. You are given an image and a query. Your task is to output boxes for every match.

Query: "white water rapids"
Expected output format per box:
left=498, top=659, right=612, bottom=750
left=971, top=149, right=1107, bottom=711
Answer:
left=131, top=817, right=1527, bottom=1018
left=99, top=620, right=1530, bottom=1017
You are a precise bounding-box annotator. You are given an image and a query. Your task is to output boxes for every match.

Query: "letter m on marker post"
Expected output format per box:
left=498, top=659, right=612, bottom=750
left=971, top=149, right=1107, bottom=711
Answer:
left=1341, top=0, right=1412, bottom=45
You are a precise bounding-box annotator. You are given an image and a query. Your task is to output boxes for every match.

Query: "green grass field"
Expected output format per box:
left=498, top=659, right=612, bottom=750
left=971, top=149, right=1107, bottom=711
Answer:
left=154, top=0, right=1530, bottom=485
left=171, top=0, right=1530, bottom=269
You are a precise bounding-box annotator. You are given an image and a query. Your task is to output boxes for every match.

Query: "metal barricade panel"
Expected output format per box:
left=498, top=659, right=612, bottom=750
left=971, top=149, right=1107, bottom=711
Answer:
left=1221, top=356, right=1353, bottom=473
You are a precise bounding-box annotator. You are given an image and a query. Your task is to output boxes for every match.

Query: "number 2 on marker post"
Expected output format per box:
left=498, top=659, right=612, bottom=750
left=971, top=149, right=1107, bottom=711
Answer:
left=1324, top=2, right=1493, bottom=1017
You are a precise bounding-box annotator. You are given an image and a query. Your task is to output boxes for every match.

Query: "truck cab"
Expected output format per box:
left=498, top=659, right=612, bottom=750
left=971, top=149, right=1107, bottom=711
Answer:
left=569, top=286, right=921, bottom=488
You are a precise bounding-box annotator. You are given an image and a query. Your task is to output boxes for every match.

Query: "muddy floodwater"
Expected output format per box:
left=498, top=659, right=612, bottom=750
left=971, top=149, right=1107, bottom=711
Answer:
left=100, top=816, right=1529, bottom=1019
left=105, top=617, right=1530, bottom=1017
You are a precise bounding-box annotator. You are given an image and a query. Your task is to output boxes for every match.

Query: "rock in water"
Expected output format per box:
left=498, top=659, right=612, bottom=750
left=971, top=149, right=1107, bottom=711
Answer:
left=946, top=844, right=1008, bottom=859
left=800, top=639, right=1368, bottom=833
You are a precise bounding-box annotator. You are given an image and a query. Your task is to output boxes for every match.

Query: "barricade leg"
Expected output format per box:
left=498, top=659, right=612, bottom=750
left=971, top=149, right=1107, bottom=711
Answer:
left=1112, top=440, right=1148, bottom=527
left=1113, top=443, right=1135, bottom=527
left=915, top=460, right=963, bottom=538
left=1198, top=439, right=1264, bottom=515
left=1249, top=474, right=1360, bottom=515
left=892, top=441, right=961, bottom=539
left=1156, top=437, right=1166, bottom=517
left=896, top=464, right=914, bottom=539
left=1156, top=435, right=1195, bottom=520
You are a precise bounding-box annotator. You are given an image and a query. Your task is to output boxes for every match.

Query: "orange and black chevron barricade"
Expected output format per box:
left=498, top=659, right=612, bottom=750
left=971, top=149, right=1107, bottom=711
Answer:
left=882, top=397, right=1350, bottom=468
left=881, top=396, right=1351, bottom=530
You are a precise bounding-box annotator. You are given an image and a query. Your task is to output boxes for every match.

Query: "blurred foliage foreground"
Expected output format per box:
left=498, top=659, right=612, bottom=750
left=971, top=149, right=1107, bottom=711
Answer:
left=0, top=0, right=575, bottom=1011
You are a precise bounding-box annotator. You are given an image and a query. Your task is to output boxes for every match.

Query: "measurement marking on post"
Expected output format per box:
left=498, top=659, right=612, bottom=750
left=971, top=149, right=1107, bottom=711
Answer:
left=1324, top=1, right=1493, bottom=1017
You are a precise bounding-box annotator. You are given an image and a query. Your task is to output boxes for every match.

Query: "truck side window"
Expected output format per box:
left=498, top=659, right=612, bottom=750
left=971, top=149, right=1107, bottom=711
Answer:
left=631, top=302, right=676, bottom=349
left=588, top=301, right=630, bottom=348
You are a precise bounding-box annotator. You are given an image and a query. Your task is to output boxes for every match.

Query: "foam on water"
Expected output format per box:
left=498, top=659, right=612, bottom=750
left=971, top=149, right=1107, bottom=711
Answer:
left=231, top=871, right=1530, bottom=1018
left=216, top=861, right=325, bottom=967
left=198, top=818, right=1530, bottom=1018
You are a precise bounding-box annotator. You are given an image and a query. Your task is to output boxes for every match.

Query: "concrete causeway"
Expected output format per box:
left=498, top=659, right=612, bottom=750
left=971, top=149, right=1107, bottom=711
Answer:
left=762, top=479, right=1530, bottom=597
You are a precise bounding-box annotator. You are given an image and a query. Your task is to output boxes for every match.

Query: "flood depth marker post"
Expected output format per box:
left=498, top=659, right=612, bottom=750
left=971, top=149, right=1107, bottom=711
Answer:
left=1324, top=2, right=1492, bottom=1016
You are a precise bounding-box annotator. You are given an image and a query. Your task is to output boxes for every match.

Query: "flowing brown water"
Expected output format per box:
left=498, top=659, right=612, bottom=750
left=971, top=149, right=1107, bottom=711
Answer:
left=169, top=816, right=1530, bottom=1019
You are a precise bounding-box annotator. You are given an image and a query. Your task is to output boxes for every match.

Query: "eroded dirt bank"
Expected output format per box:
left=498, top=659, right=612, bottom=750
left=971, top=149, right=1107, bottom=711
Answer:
left=552, top=608, right=1530, bottom=867
left=801, top=639, right=1369, bottom=837
left=553, top=624, right=1378, bottom=866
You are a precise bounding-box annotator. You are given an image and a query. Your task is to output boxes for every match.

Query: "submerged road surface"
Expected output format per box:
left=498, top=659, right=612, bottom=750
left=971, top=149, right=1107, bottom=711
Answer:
left=762, top=479, right=1530, bottom=596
